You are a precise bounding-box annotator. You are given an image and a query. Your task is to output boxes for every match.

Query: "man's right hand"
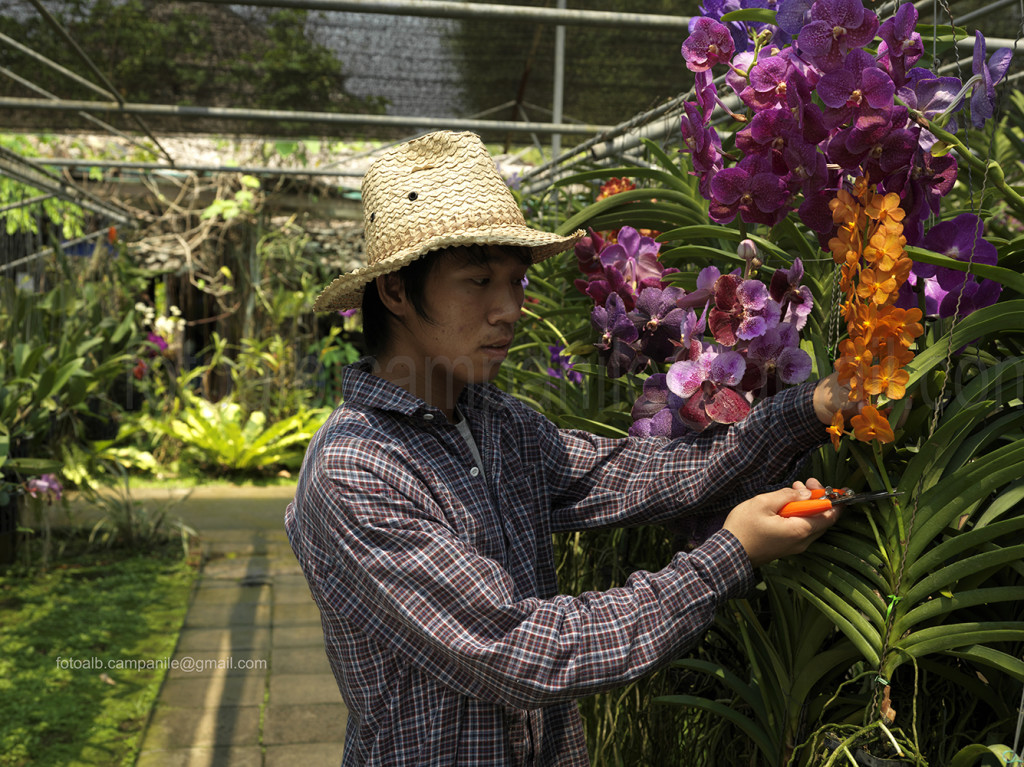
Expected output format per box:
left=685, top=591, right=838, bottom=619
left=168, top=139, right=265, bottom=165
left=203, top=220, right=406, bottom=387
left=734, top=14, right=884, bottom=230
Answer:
left=721, top=479, right=839, bottom=567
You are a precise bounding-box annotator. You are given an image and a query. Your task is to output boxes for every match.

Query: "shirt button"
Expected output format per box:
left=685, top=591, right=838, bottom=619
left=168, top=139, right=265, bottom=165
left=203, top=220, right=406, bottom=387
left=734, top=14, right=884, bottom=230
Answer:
left=423, top=413, right=434, bottom=421
left=469, top=467, right=480, bottom=477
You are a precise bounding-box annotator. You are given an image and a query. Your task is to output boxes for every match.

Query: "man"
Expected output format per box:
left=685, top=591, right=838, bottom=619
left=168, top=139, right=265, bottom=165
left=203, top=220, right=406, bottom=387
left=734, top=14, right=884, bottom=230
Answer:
left=286, top=130, right=848, bottom=766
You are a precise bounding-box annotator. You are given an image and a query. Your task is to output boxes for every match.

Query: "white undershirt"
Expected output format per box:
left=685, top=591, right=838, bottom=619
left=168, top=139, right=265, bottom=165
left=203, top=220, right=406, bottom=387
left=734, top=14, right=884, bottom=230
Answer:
left=453, top=406, right=486, bottom=479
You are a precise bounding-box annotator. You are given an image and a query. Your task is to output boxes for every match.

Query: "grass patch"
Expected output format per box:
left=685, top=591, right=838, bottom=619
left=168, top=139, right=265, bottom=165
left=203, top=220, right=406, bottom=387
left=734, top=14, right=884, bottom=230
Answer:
left=0, top=540, right=198, bottom=767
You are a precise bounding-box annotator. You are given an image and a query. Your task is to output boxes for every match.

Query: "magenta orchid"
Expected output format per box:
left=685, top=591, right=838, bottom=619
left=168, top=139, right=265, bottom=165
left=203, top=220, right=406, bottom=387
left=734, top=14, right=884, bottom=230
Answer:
left=667, top=347, right=752, bottom=430
left=682, top=17, right=736, bottom=72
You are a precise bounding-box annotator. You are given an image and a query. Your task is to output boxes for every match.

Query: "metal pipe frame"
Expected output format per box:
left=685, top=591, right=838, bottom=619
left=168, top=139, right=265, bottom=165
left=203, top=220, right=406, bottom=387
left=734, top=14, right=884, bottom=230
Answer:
left=41, top=158, right=365, bottom=178
left=0, top=97, right=616, bottom=135
left=189, top=0, right=693, bottom=29
left=0, top=193, right=54, bottom=215
left=0, top=146, right=134, bottom=224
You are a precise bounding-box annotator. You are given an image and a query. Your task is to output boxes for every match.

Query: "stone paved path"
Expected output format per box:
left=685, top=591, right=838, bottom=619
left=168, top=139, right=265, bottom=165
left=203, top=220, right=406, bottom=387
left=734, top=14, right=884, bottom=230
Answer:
left=131, top=485, right=347, bottom=767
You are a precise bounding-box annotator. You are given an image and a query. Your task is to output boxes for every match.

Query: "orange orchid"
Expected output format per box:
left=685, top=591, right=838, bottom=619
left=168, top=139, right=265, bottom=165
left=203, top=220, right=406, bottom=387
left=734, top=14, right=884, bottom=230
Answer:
left=881, top=307, right=924, bottom=348
left=865, top=192, right=906, bottom=224
left=827, top=411, right=845, bottom=451
left=863, top=230, right=907, bottom=272
left=836, top=338, right=873, bottom=386
left=856, top=269, right=899, bottom=305
left=863, top=357, right=910, bottom=400
left=851, top=405, right=895, bottom=444
left=829, top=189, right=863, bottom=227
left=829, top=225, right=862, bottom=265
left=829, top=177, right=920, bottom=445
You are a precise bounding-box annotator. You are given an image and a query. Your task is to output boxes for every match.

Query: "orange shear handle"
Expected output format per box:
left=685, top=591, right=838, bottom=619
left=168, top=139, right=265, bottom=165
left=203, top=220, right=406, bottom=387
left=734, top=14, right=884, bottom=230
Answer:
left=779, top=488, right=831, bottom=518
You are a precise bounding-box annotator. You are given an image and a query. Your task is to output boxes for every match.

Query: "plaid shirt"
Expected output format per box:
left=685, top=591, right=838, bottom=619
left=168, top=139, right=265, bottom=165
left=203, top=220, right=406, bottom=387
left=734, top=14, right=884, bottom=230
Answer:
left=285, top=359, right=826, bottom=766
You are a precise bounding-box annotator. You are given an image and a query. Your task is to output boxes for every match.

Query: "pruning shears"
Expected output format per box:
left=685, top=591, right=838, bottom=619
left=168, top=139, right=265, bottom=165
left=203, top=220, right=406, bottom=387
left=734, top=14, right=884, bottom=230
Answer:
left=779, top=487, right=902, bottom=518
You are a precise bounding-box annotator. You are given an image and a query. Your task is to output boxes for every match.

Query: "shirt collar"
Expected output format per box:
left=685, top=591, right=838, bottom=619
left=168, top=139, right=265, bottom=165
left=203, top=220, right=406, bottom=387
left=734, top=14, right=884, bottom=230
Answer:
left=341, top=357, right=508, bottom=422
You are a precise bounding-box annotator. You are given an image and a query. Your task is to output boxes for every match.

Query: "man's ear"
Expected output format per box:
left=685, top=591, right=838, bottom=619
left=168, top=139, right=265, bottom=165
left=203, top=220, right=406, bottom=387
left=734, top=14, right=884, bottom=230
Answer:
left=376, top=273, right=408, bottom=317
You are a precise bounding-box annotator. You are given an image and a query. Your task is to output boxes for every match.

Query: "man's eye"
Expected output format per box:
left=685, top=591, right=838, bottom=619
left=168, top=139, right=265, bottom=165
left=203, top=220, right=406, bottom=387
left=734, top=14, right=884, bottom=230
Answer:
left=471, top=278, right=489, bottom=286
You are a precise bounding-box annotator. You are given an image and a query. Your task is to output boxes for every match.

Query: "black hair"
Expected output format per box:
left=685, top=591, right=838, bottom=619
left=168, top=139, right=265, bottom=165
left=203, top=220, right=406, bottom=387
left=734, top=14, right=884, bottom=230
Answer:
left=359, top=244, right=531, bottom=357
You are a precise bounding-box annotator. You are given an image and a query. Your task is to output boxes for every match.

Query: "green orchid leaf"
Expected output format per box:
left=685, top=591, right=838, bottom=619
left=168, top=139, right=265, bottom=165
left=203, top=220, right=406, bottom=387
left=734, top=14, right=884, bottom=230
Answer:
left=654, top=694, right=777, bottom=760
left=720, top=8, right=777, bottom=24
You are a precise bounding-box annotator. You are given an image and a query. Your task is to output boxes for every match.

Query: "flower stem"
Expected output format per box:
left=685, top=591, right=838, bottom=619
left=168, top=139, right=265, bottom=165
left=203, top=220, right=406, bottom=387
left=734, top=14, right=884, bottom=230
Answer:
left=906, top=105, right=1024, bottom=217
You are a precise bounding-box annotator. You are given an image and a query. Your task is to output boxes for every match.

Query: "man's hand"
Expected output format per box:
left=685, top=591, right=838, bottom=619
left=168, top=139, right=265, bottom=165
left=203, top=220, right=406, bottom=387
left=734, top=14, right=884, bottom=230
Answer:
left=721, top=479, right=839, bottom=567
left=812, top=372, right=860, bottom=425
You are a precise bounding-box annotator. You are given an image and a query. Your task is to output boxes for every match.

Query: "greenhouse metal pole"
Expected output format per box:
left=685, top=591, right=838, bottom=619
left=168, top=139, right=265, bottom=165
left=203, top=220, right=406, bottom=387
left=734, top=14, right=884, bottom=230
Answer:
left=190, top=0, right=693, bottom=30
left=0, top=146, right=134, bottom=224
left=551, top=0, right=566, bottom=161
left=0, top=97, right=616, bottom=135
left=0, top=194, right=53, bottom=215
left=42, top=159, right=365, bottom=178
left=954, top=0, right=1021, bottom=24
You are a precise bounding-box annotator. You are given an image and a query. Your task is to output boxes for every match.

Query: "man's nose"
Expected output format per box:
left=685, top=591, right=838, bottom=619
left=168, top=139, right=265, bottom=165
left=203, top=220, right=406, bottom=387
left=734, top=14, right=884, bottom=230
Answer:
left=490, top=283, right=523, bottom=324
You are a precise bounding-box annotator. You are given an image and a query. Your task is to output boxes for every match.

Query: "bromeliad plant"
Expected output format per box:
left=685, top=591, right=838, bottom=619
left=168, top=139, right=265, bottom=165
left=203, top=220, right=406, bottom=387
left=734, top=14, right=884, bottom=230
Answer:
left=511, top=0, right=1024, bottom=763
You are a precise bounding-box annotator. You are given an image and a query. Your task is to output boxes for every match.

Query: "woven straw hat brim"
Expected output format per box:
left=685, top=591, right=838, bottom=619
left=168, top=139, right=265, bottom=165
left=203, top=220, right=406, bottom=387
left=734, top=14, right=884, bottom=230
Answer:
left=312, top=225, right=584, bottom=312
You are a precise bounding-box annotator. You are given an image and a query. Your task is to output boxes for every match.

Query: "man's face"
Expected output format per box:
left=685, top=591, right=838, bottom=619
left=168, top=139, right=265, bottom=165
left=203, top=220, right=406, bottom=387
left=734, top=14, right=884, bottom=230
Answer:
left=388, top=245, right=529, bottom=398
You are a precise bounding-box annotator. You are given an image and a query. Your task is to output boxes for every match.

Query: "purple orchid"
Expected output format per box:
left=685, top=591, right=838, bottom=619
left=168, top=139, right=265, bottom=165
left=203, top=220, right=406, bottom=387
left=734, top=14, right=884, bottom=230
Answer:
left=877, top=3, right=923, bottom=86
left=574, top=228, right=607, bottom=278
left=146, top=332, right=169, bottom=355
left=25, top=473, right=63, bottom=503
left=882, top=147, right=958, bottom=245
left=798, top=187, right=841, bottom=247
left=783, top=140, right=829, bottom=195
left=827, top=119, right=918, bottom=187
left=897, top=68, right=965, bottom=150
left=709, top=156, right=791, bottom=227
left=680, top=102, right=724, bottom=175
left=971, top=32, right=1013, bottom=129
left=817, top=50, right=895, bottom=131
left=777, top=0, right=813, bottom=35
left=921, top=214, right=999, bottom=315
left=667, top=346, right=752, bottom=430
left=768, top=258, right=814, bottom=330
left=797, top=0, right=879, bottom=73
left=740, top=55, right=793, bottom=111
left=632, top=286, right=692, bottom=363
left=547, top=344, right=583, bottom=385
left=741, top=324, right=813, bottom=394
left=682, top=17, right=736, bottom=72
left=698, top=0, right=767, bottom=54
left=591, top=293, right=647, bottom=378
left=694, top=70, right=717, bottom=118
left=629, top=374, right=689, bottom=438
left=578, top=226, right=672, bottom=312
left=708, top=274, right=782, bottom=346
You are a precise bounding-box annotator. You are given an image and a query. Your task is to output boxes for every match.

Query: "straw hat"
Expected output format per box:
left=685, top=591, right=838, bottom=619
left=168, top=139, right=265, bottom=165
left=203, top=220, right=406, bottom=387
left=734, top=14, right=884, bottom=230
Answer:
left=313, top=131, right=585, bottom=312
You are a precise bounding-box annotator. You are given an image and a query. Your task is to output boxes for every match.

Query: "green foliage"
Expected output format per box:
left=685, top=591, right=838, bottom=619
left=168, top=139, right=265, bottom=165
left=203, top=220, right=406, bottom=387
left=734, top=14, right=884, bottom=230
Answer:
left=0, top=544, right=196, bottom=767
left=0, top=136, right=85, bottom=238
left=0, top=260, right=143, bottom=472
left=152, top=389, right=328, bottom=476
left=515, top=115, right=1024, bottom=762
